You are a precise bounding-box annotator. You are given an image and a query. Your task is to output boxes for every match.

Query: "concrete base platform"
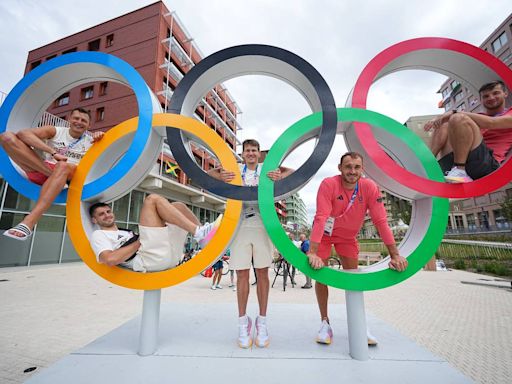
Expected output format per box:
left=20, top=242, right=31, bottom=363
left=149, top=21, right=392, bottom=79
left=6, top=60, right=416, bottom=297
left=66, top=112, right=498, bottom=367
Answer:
left=26, top=303, right=472, bottom=384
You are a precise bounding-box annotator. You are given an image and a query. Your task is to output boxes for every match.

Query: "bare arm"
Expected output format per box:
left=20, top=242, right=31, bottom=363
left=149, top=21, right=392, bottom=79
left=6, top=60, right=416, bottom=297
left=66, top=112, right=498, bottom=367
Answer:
left=16, top=125, right=57, bottom=155
left=267, top=166, right=294, bottom=181
left=207, top=167, right=235, bottom=182
left=98, top=240, right=141, bottom=266
left=458, top=111, right=512, bottom=130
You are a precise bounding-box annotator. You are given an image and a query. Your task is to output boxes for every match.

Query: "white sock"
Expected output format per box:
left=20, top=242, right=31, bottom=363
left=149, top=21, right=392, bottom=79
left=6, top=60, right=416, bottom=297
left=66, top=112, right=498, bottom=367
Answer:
left=239, top=315, right=248, bottom=324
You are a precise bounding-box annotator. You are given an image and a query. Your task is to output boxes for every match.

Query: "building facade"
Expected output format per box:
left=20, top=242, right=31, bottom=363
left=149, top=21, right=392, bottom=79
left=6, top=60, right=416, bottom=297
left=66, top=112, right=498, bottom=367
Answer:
left=0, top=1, right=248, bottom=267
left=438, top=13, right=512, bottom=113
left=284, top=193, right=308, bottom=232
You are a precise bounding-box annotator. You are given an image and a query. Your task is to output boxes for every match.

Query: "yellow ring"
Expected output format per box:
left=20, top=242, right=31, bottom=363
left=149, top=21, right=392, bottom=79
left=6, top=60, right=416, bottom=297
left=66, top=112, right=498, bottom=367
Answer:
left=67, top=113, right=242, bottom=290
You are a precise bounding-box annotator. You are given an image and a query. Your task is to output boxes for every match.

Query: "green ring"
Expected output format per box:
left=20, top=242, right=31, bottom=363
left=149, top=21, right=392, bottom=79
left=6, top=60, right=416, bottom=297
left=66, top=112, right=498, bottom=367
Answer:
left=258, top=108, right=449, bottom=291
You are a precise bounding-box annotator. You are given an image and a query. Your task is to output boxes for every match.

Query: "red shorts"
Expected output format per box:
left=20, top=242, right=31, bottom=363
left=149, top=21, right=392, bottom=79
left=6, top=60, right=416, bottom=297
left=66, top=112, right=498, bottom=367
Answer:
left=26, top=161, right=56, bottom=185
left=317, top=236, right=359, bottom=260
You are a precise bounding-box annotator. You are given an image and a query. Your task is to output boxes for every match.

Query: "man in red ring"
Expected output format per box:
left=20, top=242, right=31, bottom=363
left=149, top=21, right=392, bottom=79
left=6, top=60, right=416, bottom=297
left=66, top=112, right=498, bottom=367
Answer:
left=0, top=108, right=104, bottom=241
left=209, top=139, right=292, bottom=349
left=424, top=80, right=512, bottom=183
left=307, top=152, right=408, bottom=346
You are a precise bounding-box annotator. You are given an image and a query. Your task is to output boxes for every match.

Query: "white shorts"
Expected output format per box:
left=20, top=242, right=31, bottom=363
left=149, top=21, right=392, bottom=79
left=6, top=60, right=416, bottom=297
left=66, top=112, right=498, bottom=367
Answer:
left=229, top=215, right=273, bottom=270
left=130, top=224, right=187, bottom=273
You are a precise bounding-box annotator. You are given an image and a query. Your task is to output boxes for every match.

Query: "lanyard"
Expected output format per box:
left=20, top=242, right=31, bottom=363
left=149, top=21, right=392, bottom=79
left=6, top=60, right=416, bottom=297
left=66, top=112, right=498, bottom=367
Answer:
left=67, top=133, right=86, bottom=150
left=334, top=181, right=358, bottom=219
left=242, top=164, right=259, bottom=186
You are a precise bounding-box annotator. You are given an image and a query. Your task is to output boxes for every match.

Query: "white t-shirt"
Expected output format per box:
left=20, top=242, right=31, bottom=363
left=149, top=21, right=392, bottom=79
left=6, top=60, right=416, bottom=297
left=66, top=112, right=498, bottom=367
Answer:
left=239, top=163, right=263, bottom=225
left=42, top=126, right=94, bottom=165
left=90, top=229, right=137, bottom=270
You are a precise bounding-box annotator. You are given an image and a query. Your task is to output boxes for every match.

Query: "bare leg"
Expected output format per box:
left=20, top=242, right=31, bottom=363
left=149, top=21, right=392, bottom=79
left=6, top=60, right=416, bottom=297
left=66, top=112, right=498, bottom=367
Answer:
left=447, top=114, right=483, bottom=166
left=0, top=132, right=53, bottom=175
left=18, top=162, right=75, bottom=231
left=255, top=267, right=269, bottom=316
left=236, top=269, right=250, bottom=317
left=429, top=122, right=450, bottom=158
left=138, top=194, right=198, bottom=233
left=315, top=258, right=330, bottom=320
left=212, top=269, right=221, bottom=286
left=172, top=201, right=200, bottom=225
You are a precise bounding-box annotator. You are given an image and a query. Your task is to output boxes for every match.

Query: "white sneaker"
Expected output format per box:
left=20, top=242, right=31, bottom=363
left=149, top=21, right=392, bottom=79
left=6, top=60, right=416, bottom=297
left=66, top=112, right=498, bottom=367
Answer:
left=216, top=284, right=223, bottom=289
left=367, top=329, right=378, bottom=346
left=444, top=167, right=473, bottom=183
left=194, top=215, right=223, bottom=248
left=316, top=320, right=333, bottom=345
left=232, top=286, right=237, bottom=292
left=238, top=316, right=252, bottom=349
left=228, top=283, right=235, bottom=288
left=255, top=316, right=270, bottom=348
left=211, top=285, right=216, bottom=290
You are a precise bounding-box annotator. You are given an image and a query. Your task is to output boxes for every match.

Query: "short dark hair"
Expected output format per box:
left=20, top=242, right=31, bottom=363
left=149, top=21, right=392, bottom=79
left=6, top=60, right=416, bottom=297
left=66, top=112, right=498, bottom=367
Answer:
left=71, top=107, right=91, bottom=120
left=89, top=202, right=110, bottom=217
left=242, top=139, right=260, bottom=151
left=479, top=80, right=507, bottom=95
left=340, top=151, right=363, bottom=165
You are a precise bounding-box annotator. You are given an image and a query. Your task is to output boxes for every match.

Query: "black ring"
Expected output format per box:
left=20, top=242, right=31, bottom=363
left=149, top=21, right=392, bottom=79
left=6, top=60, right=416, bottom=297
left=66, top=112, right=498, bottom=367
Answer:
left=168, top=44, right=336, bottom=201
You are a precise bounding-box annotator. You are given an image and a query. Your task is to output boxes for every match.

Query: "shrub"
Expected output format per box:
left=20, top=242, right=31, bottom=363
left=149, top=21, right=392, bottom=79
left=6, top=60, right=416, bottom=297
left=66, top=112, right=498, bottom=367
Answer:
left=453, top=259, right=466, bottom=270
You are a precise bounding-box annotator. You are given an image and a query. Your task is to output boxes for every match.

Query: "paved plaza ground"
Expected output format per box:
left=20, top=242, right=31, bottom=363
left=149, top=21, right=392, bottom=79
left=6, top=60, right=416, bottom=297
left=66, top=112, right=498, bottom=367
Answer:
left=0, top=262, right=511, bottom=383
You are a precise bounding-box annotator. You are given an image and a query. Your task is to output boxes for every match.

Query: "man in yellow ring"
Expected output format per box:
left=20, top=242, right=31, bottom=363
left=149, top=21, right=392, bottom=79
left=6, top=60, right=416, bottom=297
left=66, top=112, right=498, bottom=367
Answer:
left=89, top=194, right=221, bottom=272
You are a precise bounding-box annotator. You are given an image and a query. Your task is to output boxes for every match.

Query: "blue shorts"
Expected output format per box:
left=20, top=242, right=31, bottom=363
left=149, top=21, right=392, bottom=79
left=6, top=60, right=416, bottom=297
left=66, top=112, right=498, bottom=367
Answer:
left=213, top=259, right=224, bottom=271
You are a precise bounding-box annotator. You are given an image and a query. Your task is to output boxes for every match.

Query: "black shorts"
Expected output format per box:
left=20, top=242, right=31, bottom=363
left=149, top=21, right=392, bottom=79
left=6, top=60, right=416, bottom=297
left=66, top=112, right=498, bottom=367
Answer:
left=438, top=141, right=499, bottom=180
left=212, top=259, right=224, bottom=271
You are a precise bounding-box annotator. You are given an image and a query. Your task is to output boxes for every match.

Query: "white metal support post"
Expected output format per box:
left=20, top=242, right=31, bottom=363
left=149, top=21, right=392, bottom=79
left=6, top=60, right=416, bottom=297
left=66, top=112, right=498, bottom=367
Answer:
left=138, top=289, right=162, bottom=356
left=345, top=290, right=369, bottom=361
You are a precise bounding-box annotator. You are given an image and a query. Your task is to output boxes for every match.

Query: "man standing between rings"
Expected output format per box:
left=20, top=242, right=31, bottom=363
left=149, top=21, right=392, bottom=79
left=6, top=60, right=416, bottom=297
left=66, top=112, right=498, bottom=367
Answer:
left=307, top=152, right=408, bottom=346
left=209, top=139, right=292, bottom=348
left=424, top=80, right=512, bottom=183
left=1, top=108, right=104, bottom=240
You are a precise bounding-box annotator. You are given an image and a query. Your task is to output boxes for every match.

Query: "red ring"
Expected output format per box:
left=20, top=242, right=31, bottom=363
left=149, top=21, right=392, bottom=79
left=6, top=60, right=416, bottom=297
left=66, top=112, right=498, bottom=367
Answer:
left=351, top=37, right=512, bottom=198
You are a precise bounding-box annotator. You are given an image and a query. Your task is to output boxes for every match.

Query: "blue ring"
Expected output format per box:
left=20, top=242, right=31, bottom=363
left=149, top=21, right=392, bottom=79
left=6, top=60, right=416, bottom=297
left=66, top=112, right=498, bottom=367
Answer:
left=0, top=52, right=153, bottom=203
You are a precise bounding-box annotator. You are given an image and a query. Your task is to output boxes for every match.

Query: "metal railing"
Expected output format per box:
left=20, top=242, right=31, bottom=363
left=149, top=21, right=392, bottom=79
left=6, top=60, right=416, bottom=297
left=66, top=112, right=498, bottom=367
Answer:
left=38, top=112, right=70, bottom=128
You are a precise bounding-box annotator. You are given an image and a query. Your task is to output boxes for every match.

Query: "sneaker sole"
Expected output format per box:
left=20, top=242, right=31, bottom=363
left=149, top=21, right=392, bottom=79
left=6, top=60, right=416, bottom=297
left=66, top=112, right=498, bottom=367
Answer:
left=368, top=339, right=378, bottom=346
left=238, top=339, right=253, bottom=349
left=255, top=338, right=270, bottom=348
left=316, top=337, right=332, bottom=345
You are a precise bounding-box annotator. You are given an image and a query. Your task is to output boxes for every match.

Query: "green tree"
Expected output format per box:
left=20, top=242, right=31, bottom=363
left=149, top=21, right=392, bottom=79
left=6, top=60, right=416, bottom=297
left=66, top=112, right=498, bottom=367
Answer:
left=501, top=194, right=512, bottom=222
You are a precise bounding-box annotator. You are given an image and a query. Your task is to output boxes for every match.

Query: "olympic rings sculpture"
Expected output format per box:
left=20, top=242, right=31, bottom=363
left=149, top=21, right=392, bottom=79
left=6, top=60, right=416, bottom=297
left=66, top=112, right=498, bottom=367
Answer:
left=1, top=38, right=510, bottom=291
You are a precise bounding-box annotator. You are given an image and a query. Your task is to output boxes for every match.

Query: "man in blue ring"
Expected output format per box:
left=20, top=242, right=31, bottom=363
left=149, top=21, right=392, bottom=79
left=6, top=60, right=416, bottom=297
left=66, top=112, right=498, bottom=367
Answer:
left=209, top=139, right=293, bottom=348
left=1, top=108, right=104, bottom=241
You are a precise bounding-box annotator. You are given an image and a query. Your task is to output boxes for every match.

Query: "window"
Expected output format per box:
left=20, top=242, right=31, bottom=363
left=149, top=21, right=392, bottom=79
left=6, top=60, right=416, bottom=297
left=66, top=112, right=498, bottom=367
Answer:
left=441, top=88, right=450, bottom=99
left=81, top=86, right=94, bottom=100
left=88, top=39, right=100, bottom=51
left=55, top=93, right=70, bottom=107
left=167, top=28, right=171, bottom=39
left=454, top=215, right=464, bottom=229
left=492, top=32, right=508, bottom=53
left=62, top=47, right=77, bottom=54
left=96, top=107, right=105, bottom=122
left=445, top=101, right=452, bottom=110
left=99, top=82, right=108, bottom=96
left=456, top=103, right=465, bottom=112
left=106, top=34, right=114, bottom=47
left=454, top=91, right=464, bottom=102
left=450, top=80, right=459, bottom=89
left=30, top=60, right=41, bottom=70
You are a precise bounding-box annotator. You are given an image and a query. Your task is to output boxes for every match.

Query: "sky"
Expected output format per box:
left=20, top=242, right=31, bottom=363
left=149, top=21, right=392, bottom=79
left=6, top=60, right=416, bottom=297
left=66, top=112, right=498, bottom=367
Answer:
left=1, top=0, right=511, bottom=222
